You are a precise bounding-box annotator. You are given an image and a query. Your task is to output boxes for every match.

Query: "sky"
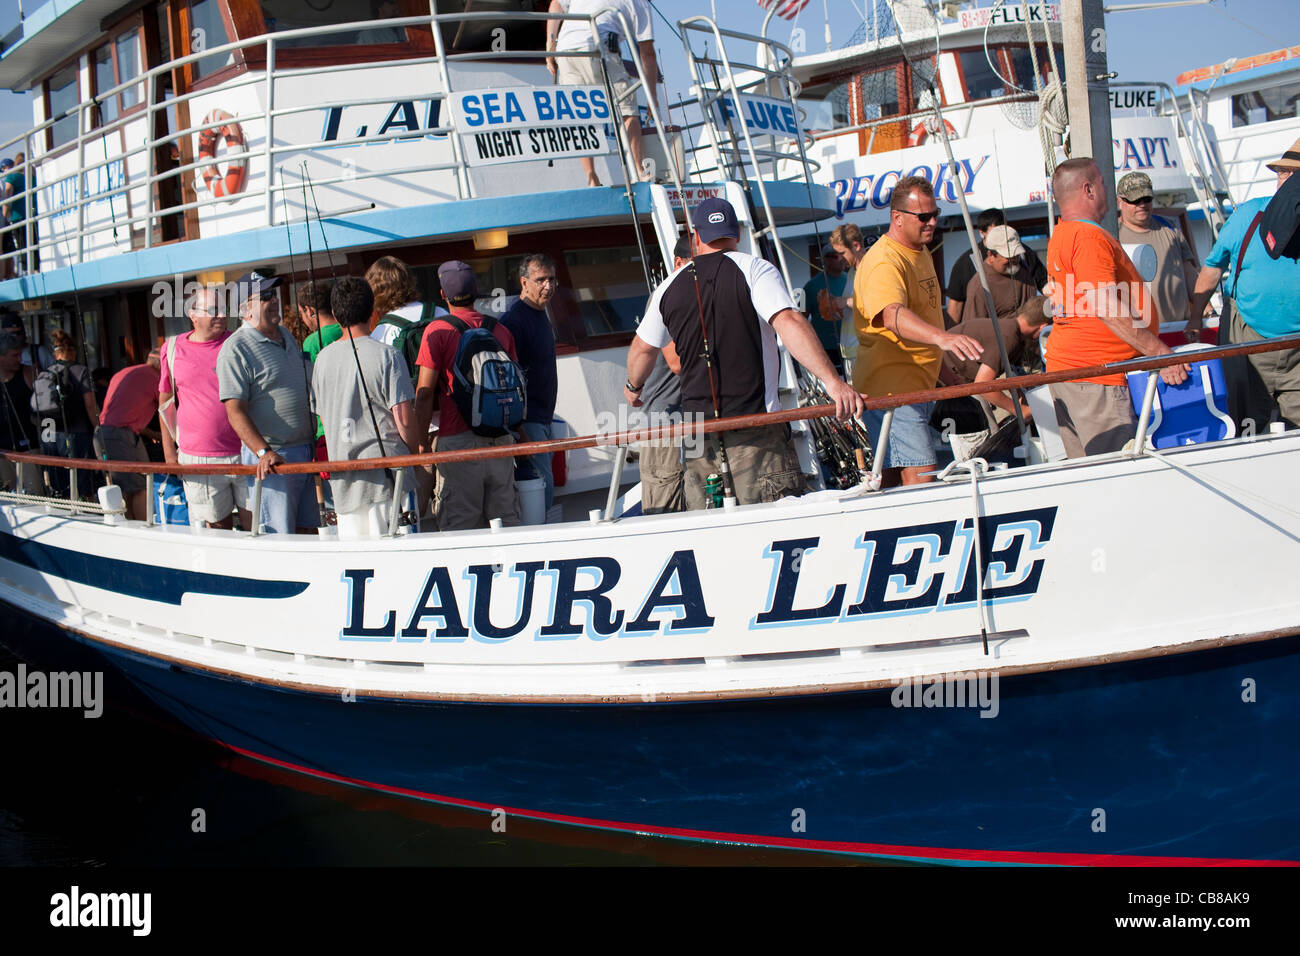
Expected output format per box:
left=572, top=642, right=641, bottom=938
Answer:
left=0, top=0, right=1292, bottom=157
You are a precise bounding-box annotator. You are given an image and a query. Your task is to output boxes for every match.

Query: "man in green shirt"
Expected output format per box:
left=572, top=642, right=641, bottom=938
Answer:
left=299, top=280, right=341, bottom=360
left=298, top=280, right=340, bottom=442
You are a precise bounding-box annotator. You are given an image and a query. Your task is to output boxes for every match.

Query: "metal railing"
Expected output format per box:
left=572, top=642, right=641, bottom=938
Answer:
left=4, top=336, right=1297, bottom=529
left=0, top=8, right=680, bottom=278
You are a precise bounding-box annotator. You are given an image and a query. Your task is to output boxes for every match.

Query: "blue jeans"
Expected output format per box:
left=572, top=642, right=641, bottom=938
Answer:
left=241, top=442, right=318, bottom=534
left=863, top=402, right=937, bottom=469
left=520, top=420, right=554, bottom=511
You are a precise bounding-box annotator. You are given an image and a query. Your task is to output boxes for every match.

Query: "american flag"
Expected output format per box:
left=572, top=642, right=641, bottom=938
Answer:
left=757, top=0, right=812, bottom=19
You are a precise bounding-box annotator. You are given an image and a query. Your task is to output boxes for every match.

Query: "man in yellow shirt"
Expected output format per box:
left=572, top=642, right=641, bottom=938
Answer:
left=849, top=176, right=983, bottom=486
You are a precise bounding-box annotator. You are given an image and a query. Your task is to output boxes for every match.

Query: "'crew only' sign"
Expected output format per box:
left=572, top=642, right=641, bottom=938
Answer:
left=449, top=86, right=612, bottom=167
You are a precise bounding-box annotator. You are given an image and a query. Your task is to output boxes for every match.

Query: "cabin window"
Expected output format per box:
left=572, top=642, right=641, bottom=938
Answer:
left=1005, top=45, right=1056, bottom=93
left=1232, top=80, right=1300, bottom=127
left=858, top=66, right=901, bottom=120
left=187, top=0, right=236, bottom=80
left=800, top=80, right=851, bottom=132
left=563, top=245, right=651, bottom=337
left=260, top=0, right=411, bottom=48
left=957, top=49, right=1011, bottom=100
left=46, top=64, right=81, bottom=149
left=92, top=30, right=144, bottom=127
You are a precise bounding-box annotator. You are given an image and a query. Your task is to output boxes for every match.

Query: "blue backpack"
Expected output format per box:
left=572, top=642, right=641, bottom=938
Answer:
left=444, top=315, right=526, bottom=437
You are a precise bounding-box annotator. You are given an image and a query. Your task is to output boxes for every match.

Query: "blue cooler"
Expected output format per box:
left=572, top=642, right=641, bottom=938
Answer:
left=1126, top=345, right=1235, bottom=449
left=154, top=474, right=190, bottom=525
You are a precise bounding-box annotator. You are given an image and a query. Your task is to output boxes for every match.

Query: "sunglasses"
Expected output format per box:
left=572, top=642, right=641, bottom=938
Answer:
left=898, top=208, right=940, bottom=223
left=1123, top=195, right=1153, bottom=205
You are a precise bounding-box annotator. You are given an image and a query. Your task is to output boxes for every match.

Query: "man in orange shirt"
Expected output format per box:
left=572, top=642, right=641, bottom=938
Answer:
left=848, top=176, right=983, bottom=486
left=1045, top=158, right=1188, bottom=458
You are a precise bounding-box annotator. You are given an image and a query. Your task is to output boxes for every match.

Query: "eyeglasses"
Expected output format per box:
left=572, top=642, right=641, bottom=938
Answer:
left=1122, top=195, right=1153, bottom=205
left=527, top=275, right=558, bottom=285
left=898, top=208, right=940, bottom=223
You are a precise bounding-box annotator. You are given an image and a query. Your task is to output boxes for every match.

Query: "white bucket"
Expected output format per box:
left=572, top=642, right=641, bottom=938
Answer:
left=517, top=477, right=546, bottom=526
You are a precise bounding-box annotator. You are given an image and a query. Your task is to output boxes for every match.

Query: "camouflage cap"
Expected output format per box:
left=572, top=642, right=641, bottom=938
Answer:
left=1116, top=171, right=1154, bottom=202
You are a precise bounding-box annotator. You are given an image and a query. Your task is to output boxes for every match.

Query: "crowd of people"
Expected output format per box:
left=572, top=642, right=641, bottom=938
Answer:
left=3, top=140, right=1298, bottom=530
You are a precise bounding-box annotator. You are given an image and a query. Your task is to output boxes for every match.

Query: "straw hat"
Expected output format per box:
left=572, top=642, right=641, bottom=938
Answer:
left=1266, top=137, right=1300, bottom=173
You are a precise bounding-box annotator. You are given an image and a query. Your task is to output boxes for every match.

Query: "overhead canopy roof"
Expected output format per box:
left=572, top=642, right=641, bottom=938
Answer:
left=0, top=0, right=129, bottom=92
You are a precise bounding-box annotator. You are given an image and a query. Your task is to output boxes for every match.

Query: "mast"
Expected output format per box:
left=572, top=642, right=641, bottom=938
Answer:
left=1062, top=0, right=1118, bottom=232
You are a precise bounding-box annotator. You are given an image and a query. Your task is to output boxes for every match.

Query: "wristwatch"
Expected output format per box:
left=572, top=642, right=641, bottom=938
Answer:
left=256, top=446, right=270, bottom=459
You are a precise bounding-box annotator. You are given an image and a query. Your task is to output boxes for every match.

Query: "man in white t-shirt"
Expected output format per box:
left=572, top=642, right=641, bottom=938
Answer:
left=626, top=199, right=864, bottom=507
left=545, top=0, right=659, bottom=187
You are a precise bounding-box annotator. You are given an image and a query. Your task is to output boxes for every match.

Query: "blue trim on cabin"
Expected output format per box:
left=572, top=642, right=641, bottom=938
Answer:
left=0, top=181, right=838, bottom=301
left=0, top=529, right=309, bottom=605
left=0, top=0, right=85, bottom=61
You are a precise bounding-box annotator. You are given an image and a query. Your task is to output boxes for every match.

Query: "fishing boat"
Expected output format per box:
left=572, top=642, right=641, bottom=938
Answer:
left=1, top=2, right=1298, bottom=865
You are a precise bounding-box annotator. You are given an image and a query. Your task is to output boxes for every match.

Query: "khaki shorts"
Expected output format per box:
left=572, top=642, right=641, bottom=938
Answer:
left=556, top=46, right=637, bottom=118
left=639, top=440, right=684, bottom=515
left=93, top=424, right=148, bottom=494
left=1049, top=381, right=1138, bottom=458
left=179, top=451, right=248, bottom=524
left=685, top=423, right=805, bottom=508
left=433, top=430, right=521, bottom=531
left=1230, top=309, right=1300, bottom=428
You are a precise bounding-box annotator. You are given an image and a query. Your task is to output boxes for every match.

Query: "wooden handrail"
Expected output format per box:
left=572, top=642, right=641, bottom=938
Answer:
left=4, top=335, right=1299, bottom=478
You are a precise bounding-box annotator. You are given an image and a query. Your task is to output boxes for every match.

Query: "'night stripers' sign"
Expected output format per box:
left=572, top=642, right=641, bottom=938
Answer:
left=448, top=86, right=612, bottom=166
left=339, top=507, right=1056, bottom=643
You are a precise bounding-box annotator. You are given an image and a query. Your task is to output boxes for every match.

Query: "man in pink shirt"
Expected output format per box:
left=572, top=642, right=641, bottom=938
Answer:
left=413, top=260, right=521, bottom=530
left=94, top=350, right=161, bottom=520
left=159, top=285, right=251, bottom=529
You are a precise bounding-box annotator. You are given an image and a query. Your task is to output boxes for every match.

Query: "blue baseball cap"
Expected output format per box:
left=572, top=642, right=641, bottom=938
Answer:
left=692, top=198, right=739, bottom=244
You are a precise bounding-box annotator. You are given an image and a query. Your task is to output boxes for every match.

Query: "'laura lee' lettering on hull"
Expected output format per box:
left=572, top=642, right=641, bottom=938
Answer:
left=342, top=508, right=1057, bottom=643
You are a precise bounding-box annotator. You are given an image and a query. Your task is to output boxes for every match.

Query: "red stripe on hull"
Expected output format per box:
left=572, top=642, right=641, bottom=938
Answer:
left=220, top=741, right=1299, bottom=867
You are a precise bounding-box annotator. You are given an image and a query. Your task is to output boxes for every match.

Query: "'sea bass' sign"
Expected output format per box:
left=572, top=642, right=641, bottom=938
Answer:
left=340, top=507, right=1056, bottom=642
left=449, top=86, right=612, bottom=167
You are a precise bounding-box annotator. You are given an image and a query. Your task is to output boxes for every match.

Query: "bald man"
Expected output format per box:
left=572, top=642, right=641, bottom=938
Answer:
left=1044, top=157, right=1187, bottom=458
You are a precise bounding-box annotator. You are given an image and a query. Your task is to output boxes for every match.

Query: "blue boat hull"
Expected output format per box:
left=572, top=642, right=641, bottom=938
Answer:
left=10, top=614, right=1300, bottom=865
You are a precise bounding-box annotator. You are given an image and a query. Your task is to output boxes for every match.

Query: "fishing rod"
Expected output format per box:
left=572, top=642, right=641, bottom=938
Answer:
left=300, top=163, right=399, bottom=516
left=281, top=181, right=326, bottom=529
left=679, top=207, right=739, bottom=504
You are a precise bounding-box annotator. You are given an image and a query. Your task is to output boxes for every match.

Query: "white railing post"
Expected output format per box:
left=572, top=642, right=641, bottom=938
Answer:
left=250, top=475, right=263, bottom=536
left=145, top=64, right=155, bottom=248
left=264, top=38, right=276, bottom=227
left=871, top=409, right=893, bottom=485
left=428, top=1, right=471, bottom=200
left=1134, top=370, right=1160, bottom=454
left=145, top=473, right=155, bottom=526
left=76, top=99, right=86, bottom=264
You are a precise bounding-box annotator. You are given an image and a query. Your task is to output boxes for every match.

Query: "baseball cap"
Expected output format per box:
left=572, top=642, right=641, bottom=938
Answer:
left=983, top=225, right=1025, bottom=259
left=235, top=270, right=282, bottom=301
left=1266, top=136, right=1300, bottom=174
left=1116, top=172, right=1154, bottom=202
left=438, top=260, right=478, bottom=300
left=692, top=198, right=739, bottom=244
left=0, top=159, right=11, bottom=171
left=820, top=242, right=838, bottom=258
